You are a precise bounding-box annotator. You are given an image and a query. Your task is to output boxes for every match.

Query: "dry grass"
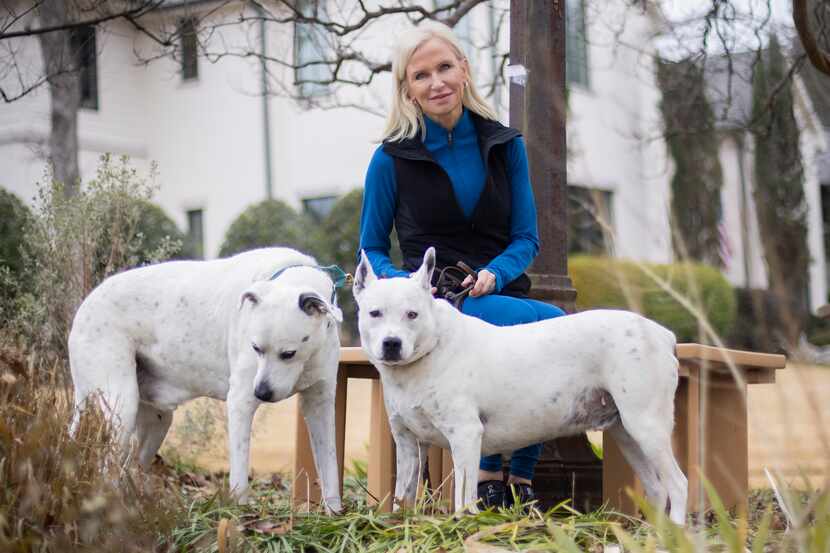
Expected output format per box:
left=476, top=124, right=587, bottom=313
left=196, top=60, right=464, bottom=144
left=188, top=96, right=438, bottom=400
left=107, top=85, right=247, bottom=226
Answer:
left=0, top=336, right=186, bottom=552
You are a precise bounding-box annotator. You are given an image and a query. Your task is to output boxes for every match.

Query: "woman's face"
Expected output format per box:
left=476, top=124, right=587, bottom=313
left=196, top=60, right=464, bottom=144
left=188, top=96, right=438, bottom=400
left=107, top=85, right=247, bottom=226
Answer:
left=405, top=37, right=469, bottom=128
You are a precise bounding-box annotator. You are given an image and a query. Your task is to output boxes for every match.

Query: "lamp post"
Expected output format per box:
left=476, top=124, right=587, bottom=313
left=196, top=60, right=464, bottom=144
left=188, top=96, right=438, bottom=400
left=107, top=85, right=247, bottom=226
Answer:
left=509, top=0, right=600, bottom=512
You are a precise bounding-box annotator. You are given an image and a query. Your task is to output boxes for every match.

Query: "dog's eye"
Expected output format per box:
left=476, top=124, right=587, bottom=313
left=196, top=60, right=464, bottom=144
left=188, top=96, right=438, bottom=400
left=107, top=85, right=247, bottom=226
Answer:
left=407, top=311, right=418, bottom=320
left=279, top=350, right=296, bottom=361
left=252, top=343, right=264, bottom=356
left=369, top=310, right=382, bottom=318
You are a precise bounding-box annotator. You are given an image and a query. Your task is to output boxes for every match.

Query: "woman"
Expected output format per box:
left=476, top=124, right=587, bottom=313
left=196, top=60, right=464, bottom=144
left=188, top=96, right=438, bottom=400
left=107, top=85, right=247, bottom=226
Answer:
left=358, top=21, right=565, bottom=508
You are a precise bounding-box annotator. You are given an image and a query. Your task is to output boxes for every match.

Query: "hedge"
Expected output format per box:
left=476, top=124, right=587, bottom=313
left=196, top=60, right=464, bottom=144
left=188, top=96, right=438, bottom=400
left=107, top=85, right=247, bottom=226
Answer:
left=569, top=255, right=737, bottom=342
left=219, top=199, right=312, bottom=258
left=0, top=189, right=31, bottom=277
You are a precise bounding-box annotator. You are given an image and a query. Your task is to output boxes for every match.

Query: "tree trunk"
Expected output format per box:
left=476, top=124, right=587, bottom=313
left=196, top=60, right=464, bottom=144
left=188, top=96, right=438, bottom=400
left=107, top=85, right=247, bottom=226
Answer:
left=37, top=0, right=81, bottom=197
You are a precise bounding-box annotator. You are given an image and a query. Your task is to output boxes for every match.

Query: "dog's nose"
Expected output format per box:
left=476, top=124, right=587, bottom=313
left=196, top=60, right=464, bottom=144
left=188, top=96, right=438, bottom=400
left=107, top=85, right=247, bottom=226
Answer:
left=254, top=381, right=274, bottom=402
left=382, top=337, right=402, bottom=360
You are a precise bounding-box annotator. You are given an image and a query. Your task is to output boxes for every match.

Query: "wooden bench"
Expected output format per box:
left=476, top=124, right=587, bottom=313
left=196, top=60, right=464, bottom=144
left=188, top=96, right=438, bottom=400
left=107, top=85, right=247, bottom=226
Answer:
left=292, top=344, right=785, bottom=513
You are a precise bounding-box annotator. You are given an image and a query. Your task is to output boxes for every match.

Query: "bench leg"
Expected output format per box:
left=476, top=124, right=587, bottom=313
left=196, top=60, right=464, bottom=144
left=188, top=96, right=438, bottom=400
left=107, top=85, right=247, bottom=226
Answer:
left=441, top=448, right=454, bottom=510
left=701, top=374, right=748, bottom=512
left=602, top=430, right=642, bottom=515
left=368, top=379, right=395, bottom=511
left=673, top=368, right=702, bottom=512
left=423, top=446, right=442, bottom=497
left=675, top=368, right=748, bottom=512
left=420, top=446, right=455, bottom=509
left=292, top=367, right=347, bottom=509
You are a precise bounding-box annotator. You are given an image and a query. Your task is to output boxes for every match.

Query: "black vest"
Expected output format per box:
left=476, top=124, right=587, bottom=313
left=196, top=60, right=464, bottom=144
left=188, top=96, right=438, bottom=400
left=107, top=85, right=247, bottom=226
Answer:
left=382, top=112, right=531, bottom=297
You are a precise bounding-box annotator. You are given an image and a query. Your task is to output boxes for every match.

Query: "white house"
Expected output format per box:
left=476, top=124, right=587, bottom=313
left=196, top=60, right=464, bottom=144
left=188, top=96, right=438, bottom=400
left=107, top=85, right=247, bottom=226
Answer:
left=0, top=0, right=827, bottom=310
left=704, top=53, right=829, bottom=311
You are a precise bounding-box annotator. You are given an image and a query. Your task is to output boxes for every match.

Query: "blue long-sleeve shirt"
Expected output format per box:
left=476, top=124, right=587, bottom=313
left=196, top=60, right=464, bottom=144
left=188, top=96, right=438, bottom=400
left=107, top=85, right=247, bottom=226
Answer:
left=358, top=109, right=540, bottom=293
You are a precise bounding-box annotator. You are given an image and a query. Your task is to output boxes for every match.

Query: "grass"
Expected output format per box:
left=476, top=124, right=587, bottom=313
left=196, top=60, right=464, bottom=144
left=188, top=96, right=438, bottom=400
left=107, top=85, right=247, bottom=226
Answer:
left=162, top=466, right=826, bottom=553
left=3, top=343, right=829, bottom=552
left=2, top=337, right=828, bottom=552
left=0, top=340, right=186, bottom=552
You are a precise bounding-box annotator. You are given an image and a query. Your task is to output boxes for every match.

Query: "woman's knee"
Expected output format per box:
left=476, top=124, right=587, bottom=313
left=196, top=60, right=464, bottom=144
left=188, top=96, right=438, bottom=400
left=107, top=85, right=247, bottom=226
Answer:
left=526, top=299, right=566, bottom=321
left=463, top=295, right=538, bottom=326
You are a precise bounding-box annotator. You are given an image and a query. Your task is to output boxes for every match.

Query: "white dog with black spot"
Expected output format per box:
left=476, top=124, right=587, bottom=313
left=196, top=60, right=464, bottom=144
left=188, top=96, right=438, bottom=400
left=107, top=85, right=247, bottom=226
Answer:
left=68, top=248, right=343, bottom=511
left=353, top=247, right=688, bottom=524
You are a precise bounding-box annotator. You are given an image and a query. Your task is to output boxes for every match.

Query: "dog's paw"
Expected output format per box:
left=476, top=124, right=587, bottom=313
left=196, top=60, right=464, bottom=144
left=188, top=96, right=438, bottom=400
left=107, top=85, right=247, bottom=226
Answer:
left=452, top=501, right=480, bottom=519
left=323, top=497, right=343, bottom=515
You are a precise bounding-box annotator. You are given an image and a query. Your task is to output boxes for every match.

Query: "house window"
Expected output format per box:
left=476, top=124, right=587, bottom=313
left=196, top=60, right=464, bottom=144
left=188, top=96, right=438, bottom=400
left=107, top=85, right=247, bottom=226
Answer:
left=294, top=0, right=331, bottom=97
left=180, top=18, right=199, bottom=81
left=186, top=209, right=204, bottom=259
left=566, top=0, right=589, bottom=89
left=568, top=186, right=612, bottom=255
left=303, top=195, right=337, bottom=223
left=71, top=26, right=98, bottom=110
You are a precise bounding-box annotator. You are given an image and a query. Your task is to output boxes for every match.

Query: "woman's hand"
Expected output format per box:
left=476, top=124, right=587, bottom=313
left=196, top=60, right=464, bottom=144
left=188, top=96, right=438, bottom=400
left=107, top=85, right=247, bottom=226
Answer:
left=462, top=269, right=496, bottom=297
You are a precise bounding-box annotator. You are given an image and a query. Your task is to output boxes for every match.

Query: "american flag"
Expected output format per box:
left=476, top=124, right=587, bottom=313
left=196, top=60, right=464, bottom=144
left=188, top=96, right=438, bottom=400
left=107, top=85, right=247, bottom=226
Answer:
left=718, top=220, right=733, bottom=268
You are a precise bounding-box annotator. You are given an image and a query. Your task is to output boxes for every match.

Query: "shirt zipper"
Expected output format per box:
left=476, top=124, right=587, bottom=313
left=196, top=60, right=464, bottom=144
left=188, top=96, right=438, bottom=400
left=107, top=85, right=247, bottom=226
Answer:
left=447, top=130, right=453, bottom=146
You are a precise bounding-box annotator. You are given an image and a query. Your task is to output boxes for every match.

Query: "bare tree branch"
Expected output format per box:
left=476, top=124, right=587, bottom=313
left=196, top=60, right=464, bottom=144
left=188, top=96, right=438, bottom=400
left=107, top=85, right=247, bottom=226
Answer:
left=794, top=0, right=830, bottom=75
left=0, top=0, right=43, bottom=35
left=0, top=0, right=165, bottom=40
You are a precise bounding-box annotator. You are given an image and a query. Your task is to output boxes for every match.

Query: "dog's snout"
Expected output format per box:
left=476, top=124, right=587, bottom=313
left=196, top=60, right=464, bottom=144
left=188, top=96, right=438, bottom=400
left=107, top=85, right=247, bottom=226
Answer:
left=382, top=337, right=402, bottom=360
left=254, top=381, right=274, bottom=402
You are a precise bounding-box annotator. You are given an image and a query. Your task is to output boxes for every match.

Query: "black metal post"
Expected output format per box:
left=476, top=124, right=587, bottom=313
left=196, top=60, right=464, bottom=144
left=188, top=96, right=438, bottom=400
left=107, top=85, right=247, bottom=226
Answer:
left=510, top=0, right=577, bottom=310
left=509, top=0, right=600, bottom=512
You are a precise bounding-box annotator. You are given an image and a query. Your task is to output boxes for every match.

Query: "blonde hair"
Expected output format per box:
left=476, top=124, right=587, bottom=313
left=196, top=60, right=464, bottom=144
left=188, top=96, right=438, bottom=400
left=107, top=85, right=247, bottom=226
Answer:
left=382, top=21, right=498, bottom=143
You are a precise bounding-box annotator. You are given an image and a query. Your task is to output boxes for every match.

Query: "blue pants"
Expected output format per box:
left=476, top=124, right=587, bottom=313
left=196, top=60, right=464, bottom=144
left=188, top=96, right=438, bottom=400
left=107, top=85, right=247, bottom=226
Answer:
left=460, top=294, right=566, bottom=481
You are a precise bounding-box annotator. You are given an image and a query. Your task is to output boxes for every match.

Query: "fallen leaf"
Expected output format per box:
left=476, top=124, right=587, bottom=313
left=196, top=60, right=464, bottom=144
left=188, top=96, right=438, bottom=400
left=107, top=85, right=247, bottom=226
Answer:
left=247, top=519, right=292, bottom=535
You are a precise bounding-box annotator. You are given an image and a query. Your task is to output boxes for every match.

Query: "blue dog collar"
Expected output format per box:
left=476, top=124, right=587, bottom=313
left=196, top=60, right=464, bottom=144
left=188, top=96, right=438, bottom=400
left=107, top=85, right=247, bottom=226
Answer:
left=268, top=264, right=353, bottom=302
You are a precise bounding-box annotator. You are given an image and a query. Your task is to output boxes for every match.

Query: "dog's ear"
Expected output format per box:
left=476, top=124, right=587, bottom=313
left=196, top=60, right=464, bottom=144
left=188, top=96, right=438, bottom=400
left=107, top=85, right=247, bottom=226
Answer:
left=411, top=247, right=436, bottom=291
left=353, top=250, right=377, bottom=298
left=239, top=290, right=260, bottom=310
left=299, top=292, right=327, bottom=316
left=300, top=290, right=344, bottom=323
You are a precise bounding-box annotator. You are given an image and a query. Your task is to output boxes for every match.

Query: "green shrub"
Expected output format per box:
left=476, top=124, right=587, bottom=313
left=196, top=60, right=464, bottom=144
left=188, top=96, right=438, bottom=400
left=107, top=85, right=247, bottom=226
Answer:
left=307, top=189, right=403, bottom=345
left=305, top=191, right=363, bottom=343
left=0, top=189, right=31, bottom=315
left=134, top=199, right=190, bottom=261
left=13, top=155, right=181, bottom=364
left=569, top=255, right=645, bottom=313
left=0, top=189, right=30, bottom=277
left=309, top=189, right=363, bottom=269
left=219, top=199, right=313, bottom=257
left=569, top=255, right=737, bottom=342
left=647, top=262, right=737, bottom=343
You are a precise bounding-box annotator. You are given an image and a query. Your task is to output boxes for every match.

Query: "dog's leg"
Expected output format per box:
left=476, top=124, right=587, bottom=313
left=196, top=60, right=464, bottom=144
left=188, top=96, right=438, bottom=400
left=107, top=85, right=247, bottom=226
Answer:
left=653, top=447, right=688, bottom=525
left=446, top=420, right=484, bottom=513
left=608, top=342, right=688, bottom=525
left=69, top=332, right=139, bottom=460
left=135, top=403, right=174, bottom=468
left=638, top=437, right=688, bottom=525
left=226, top=384, right=257, bottom=503
left=618, top=417, right=688, bottom=525
left=298, top=381, right=343, bottom=514
left=607, top=421, right=665, bottom=511
left=389, top=419, right=426, bottom=509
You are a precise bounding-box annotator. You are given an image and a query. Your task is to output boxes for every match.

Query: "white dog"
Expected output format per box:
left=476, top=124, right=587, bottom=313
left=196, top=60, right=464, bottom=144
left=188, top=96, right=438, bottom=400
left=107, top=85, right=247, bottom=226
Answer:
left=68, top=248, right=343, bottom=511
left=353, top=247, right=688, bottom=524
